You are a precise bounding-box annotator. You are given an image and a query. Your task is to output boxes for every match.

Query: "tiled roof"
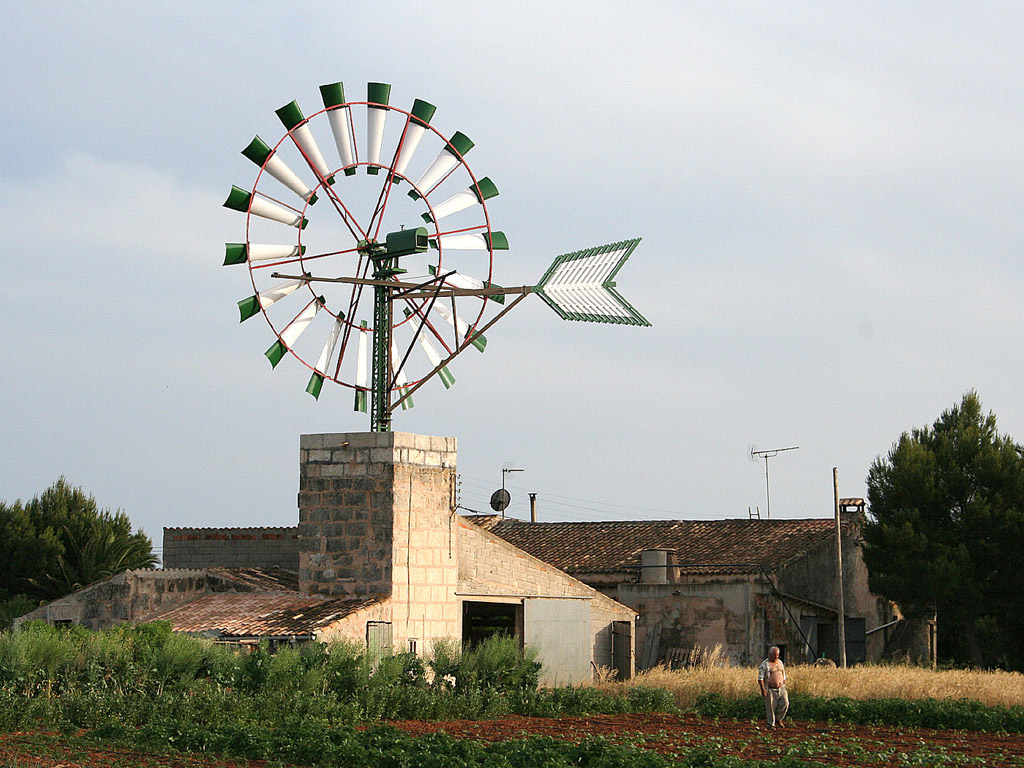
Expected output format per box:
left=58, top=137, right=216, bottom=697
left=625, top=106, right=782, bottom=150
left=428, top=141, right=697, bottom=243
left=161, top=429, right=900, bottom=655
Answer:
left=464, top=516, right=836, bottom=575
left=151, top=592, right=382, bottom=637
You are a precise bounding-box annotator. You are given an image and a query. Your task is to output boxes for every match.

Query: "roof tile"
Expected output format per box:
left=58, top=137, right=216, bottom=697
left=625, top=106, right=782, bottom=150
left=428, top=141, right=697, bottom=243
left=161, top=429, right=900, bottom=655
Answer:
left=465, top=516, right=835, bottom=575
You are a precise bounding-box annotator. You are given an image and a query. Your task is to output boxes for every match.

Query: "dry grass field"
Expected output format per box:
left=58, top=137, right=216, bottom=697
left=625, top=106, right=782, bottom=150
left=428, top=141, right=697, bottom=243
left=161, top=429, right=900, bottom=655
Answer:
left=599, top=646, right=1024, bottom=709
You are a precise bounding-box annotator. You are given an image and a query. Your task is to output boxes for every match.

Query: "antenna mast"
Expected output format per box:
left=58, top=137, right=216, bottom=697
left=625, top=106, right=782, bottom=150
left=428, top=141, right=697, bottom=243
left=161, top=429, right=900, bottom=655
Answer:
left=749, top=445, right=799, bottom=519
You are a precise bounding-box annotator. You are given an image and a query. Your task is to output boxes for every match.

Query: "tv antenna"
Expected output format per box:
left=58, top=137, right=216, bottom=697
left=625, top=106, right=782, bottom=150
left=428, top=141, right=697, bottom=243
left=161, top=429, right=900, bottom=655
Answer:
left=748, top=445, right=798, bottom=519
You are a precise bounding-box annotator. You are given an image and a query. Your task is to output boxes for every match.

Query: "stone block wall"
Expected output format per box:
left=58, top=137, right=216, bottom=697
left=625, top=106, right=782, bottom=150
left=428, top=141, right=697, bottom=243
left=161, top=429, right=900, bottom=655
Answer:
left=15, top=569, right=263, bottom=632
left=162, top=527, right=299, bottom=570
left=298, top=432, right=460, bottom=648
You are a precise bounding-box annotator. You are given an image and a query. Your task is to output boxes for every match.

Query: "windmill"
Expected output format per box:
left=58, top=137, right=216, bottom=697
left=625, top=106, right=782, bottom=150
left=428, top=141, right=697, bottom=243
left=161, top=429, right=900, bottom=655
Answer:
left=224, top=81, right=649, bottom=431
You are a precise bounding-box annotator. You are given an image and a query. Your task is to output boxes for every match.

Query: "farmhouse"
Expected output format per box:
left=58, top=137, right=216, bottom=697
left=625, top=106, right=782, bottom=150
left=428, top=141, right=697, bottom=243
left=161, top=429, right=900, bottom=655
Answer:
left=469, top=509, right=935, bottom=667
left=18, top=432, right=636, bottom=685
left=17, top=431, right=934, bottom=674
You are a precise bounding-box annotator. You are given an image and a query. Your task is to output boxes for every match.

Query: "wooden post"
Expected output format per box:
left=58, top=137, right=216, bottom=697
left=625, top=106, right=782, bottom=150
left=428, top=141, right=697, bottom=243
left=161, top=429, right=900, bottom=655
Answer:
left=833, top=467, right=847, bottom=668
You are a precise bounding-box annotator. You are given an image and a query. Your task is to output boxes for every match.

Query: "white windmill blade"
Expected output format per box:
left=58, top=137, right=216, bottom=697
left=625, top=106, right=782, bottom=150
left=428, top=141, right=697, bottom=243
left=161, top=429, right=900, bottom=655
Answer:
left=223, top=186, right=307, bottom=229
left=416, top=331, right=455, bottom=389
left=421, top=177, right=498, bottom=223
left=241, top=136, right=318, bottom=205
left=265, top=297, right=323, bottom=368
left=404, top=308, right=455, bottom=389
left=534, top=238, right=651, bottom=326
left=390, top=338, right=414, bottom=410
left=276, top=101, right=334, bottom=184
left=429, top=231, right=508, bottom=251
left=404, top=268, right=507, bottom=305
left=408, top=132, right=474, bottom=200
left=236, top=278, right=304, bottom=322
left=434, top=302, right=486, bottom=352
left=391, top=99, right=436, bottom=182
left=320, top=82, right=357, bottom=177
left=365, top=82, right=391, bottom=175
left=223, top=243, right=304, bottom=265
left=306, top=316, right=344, bottom=400
left=354, top=320, right=369, bottom=413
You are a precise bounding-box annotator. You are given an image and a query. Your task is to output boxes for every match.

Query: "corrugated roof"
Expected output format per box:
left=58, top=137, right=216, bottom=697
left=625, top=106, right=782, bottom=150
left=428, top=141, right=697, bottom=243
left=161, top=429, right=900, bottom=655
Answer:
left=151, top=592, right=382, bottom=637
left=464, top=516, right=836, bottom=575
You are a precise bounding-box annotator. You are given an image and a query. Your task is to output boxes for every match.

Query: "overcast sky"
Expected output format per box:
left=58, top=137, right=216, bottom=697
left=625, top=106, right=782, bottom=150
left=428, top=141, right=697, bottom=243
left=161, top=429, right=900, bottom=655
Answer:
left=2, top=3, right=1023, bottom=554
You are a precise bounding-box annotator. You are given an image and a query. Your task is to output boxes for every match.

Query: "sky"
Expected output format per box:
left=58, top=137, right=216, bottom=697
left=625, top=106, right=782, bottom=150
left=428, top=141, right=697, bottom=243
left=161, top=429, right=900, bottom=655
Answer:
left=2, top=2, right=1023, bottom=556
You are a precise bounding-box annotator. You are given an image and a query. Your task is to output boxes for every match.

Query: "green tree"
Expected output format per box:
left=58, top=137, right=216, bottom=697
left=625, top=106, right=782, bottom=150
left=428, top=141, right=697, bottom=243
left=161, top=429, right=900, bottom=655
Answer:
left=864, top=392, right=1024, bottom=668
left=0, top=477, right=158, bottom=603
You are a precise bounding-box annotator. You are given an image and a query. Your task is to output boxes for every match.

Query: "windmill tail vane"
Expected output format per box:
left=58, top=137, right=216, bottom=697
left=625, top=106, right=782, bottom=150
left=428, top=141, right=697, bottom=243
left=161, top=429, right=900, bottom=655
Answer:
left=221, top=79, right=650, bottom=431
left=532, top=238, right=650, bottom=327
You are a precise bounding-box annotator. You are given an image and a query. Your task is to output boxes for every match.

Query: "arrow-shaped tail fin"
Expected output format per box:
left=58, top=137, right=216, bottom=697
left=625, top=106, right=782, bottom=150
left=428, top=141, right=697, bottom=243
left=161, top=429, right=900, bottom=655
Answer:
left=533, top=238, right=651, bottom=327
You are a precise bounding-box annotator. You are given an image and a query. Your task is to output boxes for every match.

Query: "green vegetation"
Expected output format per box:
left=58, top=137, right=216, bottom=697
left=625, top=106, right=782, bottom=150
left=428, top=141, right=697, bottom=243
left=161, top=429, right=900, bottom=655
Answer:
left=0, top=621, right=669, bottom=730
left=864, top=392, right=1024, bottom=669
left=6, top=624, right=1024, bottom=767
left=0, top=478, right=156, bottom=622
left=694, top=691, right=1024, bottom=732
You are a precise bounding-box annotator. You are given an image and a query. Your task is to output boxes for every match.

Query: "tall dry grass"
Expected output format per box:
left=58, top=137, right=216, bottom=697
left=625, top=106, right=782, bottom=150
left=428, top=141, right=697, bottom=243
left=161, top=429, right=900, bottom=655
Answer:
left=597, top=645, right=1024, bottom=709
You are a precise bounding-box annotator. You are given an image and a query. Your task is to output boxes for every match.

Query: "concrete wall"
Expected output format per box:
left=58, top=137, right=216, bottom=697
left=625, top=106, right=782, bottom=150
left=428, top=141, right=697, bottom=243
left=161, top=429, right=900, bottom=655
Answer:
left=458, top=518, right=635, bottom=677
left=776, top=513, right=892, bottom=661
left=163, top=527, right=299, bottom=570
left=619, top=576, right=762, bottom=667
left=298, top=432, right=460, bottom=650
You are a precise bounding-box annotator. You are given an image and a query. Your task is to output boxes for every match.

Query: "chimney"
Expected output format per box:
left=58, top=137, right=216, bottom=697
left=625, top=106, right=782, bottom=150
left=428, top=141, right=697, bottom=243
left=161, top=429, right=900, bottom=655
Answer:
left=529, top=493, right=537, bottom=522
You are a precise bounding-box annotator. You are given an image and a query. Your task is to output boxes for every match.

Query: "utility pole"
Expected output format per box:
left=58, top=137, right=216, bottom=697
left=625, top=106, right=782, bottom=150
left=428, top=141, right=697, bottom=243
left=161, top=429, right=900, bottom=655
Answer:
left=833, top=467, right=847, bottom=668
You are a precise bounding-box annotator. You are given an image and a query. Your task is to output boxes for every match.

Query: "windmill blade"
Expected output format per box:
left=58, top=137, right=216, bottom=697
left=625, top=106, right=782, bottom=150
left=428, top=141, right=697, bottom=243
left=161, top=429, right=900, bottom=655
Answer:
left=237, top=278, right=304, bottom=321
left=265, top=297, right=323, bottom=368
left=276, top=101, right=334, bottom=184
left=416, top=331, right=455, bottom=389
left=408, top=132, right=474, bottom=200
left=242, top=136, right=318, bottom=204
left=390, top=338, right=414, bottom=410
left=306, top=316, right=345, bottom=400
left=404, top=309, right=455, bottom=389
left=435, top=302, right=486, bottom=352
left=224, top=243, right=305, bottom=265
left=429, top=231, right=508, bottom=251
left=320, top=82, right=357, bottom=177
left=354, top=320, right=369, bottom=413
left=534, top=238, right=651, bottom=326
left=390, top=99, right=436, bottom=183
left=224, top=187, right=308, bottom=228
left=422, top=177, right=498, bottom=223
left=409, top=268, right=505, bottom=305
left=365, top=82, right=391, bottom=175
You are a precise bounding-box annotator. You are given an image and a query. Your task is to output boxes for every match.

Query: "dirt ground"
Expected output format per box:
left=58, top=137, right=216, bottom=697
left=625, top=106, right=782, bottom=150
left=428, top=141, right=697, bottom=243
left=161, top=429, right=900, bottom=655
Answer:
left=3, top=714, right=1023, bottom=767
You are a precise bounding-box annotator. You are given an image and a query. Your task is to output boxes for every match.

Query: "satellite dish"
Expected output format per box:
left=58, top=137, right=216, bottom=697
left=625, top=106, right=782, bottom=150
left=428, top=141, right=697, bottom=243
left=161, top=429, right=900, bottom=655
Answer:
left=490, top=488, right=511, bottom=512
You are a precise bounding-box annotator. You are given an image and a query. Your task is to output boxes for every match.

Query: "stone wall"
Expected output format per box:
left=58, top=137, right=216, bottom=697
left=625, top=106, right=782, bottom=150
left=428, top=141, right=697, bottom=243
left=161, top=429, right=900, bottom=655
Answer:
left=162, top=527, right=299, bottom=571
left=298, top=431, right=459, bottom=649
left=15, top=569, right=263, bottom=631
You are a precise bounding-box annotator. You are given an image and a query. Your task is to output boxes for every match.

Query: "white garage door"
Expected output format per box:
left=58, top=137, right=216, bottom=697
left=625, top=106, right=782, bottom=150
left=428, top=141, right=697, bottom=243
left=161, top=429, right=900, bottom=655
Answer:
left=524, top=597, right=591, bottom=685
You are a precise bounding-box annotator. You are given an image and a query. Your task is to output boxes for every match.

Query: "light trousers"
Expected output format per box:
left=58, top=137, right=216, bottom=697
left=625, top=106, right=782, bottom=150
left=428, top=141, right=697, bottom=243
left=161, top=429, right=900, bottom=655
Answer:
left=765, top=685, right=789, bottom=726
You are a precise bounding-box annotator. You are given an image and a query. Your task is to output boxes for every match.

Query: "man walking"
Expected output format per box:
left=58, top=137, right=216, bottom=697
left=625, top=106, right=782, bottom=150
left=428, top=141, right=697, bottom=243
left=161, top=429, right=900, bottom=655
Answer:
left=757, top=646, right=788, bottom=728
